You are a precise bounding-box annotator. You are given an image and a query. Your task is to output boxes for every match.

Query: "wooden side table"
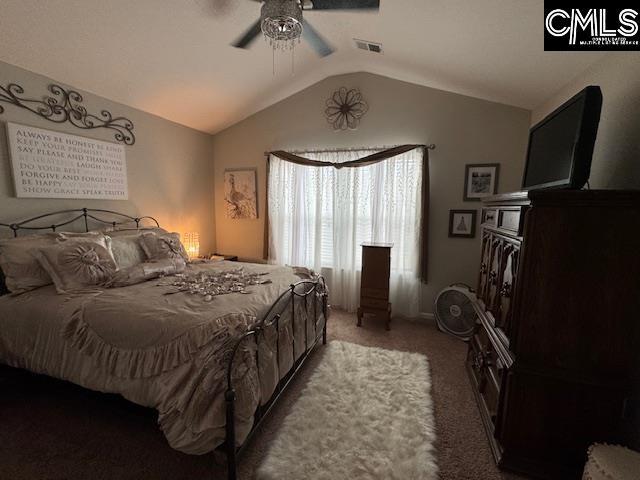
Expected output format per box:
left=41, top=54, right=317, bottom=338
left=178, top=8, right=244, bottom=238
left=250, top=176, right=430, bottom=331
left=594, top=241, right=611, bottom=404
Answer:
left=357, top=242, right=392, bottom=330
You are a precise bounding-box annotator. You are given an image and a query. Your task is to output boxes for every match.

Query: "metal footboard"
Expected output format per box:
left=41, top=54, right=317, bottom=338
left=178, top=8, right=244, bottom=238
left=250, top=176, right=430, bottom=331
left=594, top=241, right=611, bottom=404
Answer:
left=224, top=276, right=328, bottom=480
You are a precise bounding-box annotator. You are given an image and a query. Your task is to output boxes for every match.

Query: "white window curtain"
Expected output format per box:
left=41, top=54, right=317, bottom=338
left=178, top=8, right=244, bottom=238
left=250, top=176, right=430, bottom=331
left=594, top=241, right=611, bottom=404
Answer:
left=268, top=148, right=424, bottom=317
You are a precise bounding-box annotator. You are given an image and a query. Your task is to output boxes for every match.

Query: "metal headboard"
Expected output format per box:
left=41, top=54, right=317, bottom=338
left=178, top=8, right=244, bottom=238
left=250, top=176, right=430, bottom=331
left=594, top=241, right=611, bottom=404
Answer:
left=0, top=208, right=160, bottom=237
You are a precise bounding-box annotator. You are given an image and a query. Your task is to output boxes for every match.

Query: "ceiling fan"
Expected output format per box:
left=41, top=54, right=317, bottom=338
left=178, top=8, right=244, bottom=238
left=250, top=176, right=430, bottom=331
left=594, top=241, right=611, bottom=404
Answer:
left=232, top=0, right=380, bottom=57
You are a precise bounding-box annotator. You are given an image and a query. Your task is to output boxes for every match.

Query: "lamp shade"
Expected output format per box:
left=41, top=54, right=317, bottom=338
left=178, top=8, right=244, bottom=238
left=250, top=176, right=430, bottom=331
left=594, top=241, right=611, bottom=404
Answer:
left=183, top=232, right=200, bottom=259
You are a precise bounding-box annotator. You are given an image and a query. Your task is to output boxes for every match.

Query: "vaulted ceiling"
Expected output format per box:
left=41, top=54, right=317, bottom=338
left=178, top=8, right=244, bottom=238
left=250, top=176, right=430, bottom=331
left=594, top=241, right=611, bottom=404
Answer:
left=0, top=0, right=605, bottom=134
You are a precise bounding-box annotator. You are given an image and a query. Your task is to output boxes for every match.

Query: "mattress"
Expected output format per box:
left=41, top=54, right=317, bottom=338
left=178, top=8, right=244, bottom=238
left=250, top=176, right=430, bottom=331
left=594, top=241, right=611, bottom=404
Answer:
left=0, top=260, right=326, bottom=454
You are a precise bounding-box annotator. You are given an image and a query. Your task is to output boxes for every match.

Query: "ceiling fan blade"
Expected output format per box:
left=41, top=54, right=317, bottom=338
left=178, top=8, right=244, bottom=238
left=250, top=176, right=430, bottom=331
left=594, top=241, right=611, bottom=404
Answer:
left=304, top=0, right=379, bottom=10
left=302, top=20, right=334, bottom=57
left=231, top=19, right=262, bottom=49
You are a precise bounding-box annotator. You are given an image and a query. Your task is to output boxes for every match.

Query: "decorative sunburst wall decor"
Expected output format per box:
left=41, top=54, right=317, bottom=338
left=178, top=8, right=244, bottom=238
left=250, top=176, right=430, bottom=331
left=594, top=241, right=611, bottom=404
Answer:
left=324, top=87, right=368, bottom=131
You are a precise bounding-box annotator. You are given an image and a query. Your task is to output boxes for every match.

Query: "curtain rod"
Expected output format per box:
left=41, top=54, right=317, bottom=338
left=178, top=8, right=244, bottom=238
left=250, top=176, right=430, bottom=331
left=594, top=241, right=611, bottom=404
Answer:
left=263, top=143, right=435, bottom=156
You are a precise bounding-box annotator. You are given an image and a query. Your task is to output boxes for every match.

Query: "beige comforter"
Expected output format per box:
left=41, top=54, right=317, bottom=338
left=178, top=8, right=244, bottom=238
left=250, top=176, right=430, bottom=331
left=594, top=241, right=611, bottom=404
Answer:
left=0, top=261, right=326, bottom=454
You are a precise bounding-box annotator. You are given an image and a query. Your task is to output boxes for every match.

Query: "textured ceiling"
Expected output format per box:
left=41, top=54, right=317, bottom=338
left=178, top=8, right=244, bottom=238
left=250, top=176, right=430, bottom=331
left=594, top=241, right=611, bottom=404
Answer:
left=0, top=0, right=605, bottom=134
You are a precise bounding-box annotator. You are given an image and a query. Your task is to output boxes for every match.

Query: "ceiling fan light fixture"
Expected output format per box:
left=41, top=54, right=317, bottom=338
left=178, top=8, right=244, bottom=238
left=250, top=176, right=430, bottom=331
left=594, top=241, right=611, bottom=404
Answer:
left=261, top=0, right=303, bottom=50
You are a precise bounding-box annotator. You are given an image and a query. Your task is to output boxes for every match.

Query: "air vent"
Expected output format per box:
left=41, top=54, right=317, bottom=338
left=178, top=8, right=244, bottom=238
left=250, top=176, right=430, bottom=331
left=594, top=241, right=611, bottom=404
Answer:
left=354, top=39, right=383, bottom=54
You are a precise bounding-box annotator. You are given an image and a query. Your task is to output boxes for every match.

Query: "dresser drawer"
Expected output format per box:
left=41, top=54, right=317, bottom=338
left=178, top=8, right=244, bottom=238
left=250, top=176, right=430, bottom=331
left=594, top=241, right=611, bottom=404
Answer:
left=361, top=287, right=389, bottom=299
left=468, top=319, right=511, bottom=425
left=482, top=208, right=499, bottom=227
left=487, top=348, right=506, bottom=388
left=360, top=297, right=389, bottom=309
left=497, top=208, right=522, bottom=235
left=483, top=367, right=500, bottom=419
left=468, top=337, right=484, bottom=383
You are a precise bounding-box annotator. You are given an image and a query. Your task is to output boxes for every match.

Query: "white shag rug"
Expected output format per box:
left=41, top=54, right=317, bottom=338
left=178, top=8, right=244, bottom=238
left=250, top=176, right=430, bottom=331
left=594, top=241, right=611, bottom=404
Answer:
left=256, top=341, right=438, bottom=480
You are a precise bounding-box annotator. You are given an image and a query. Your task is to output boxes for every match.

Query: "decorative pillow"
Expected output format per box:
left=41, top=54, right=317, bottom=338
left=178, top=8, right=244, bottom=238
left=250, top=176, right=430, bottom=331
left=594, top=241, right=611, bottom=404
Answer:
left=109, top=258, right=186, bottom=288
left=57, top=231, right=105, bottom=240
left=0, top=233, right=59, bottom=294
left=35, top=236, right=118, bottom=293
left=139, top=232, right=189, bottom=262
left=108, top=234, right=148, bottom=269
left=105, top=227, right=168, bottom=237
left=60, top=231, right=151, bottom=269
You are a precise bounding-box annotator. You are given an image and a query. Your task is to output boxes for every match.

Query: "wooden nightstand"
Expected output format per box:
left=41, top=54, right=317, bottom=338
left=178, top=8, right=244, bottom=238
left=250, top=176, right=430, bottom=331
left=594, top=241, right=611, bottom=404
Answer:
left=357, top=242, right=393, bottom=330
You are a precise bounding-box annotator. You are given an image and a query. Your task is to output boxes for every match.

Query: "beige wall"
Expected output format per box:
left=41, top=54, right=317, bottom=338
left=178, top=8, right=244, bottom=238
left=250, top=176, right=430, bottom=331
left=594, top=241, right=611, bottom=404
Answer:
left=0, top=63, right=535, bottom=314
left=0, top=61, right=216, bottom=253
left=531, top=53, right=640, bottom=189
left=213, top=72, right=531, bottom=313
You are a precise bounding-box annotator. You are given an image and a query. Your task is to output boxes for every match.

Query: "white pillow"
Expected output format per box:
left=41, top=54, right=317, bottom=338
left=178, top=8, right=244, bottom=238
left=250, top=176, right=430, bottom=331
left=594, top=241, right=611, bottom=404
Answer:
left=139, top=232, right=189, bottom=262
left=108, top=234, right=148, bottom=269
left=0, top=233, right=59, bottom=294
left=35, top=235, right=117, bottom=294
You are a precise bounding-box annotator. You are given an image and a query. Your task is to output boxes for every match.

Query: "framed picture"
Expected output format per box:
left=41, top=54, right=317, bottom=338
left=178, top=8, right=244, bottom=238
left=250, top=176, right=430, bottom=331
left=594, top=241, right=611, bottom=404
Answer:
left=449, top=210, right=477, bottom=238
left=224, top=168, right=258, bottom=219
left=463, top=163, right=500, bottom=201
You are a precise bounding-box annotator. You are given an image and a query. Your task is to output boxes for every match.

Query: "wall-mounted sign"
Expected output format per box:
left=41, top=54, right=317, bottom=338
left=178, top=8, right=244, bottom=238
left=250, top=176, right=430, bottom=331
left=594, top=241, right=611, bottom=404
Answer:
left=6, top=122, right=128, bottom=200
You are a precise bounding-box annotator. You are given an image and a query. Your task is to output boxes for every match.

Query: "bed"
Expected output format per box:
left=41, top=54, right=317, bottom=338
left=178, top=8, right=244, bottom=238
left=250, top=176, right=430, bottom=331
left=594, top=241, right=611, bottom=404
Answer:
left=0, top=208, right=328, bottom=480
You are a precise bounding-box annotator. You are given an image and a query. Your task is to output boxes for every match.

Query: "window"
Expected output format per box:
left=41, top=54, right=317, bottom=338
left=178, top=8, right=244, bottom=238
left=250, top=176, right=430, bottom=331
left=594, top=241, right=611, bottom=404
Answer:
left=268, top=147, right=424, bottom=317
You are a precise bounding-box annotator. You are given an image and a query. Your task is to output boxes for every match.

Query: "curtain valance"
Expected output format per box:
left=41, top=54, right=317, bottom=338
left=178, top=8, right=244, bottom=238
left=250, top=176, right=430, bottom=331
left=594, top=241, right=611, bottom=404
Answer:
left=265, top=144, right=431, bottom=284
left=269, top=144, right=428, bottom=169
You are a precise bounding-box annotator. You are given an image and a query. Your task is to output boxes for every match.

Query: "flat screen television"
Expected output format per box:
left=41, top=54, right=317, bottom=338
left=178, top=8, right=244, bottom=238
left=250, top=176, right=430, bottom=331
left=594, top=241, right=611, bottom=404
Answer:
left=522, top=85, right=602, bottom=191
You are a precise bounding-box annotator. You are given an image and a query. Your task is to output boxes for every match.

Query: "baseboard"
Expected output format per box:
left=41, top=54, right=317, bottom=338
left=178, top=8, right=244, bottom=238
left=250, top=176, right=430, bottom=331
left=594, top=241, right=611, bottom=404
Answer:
left=418, top=312, right=435, bottom=322
left=329, top=307, right=435, bottom=323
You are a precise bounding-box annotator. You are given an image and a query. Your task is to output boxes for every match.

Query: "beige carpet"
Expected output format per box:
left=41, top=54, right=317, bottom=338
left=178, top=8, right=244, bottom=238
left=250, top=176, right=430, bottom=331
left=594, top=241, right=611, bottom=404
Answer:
left=0, top=310, right=528, bottom=480
left=256, top=341, right=437, bottom=480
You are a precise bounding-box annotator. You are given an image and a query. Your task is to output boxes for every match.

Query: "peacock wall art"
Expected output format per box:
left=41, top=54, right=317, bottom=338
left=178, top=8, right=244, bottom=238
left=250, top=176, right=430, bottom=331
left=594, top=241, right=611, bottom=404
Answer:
left=223, top=168, right=258, bottom=219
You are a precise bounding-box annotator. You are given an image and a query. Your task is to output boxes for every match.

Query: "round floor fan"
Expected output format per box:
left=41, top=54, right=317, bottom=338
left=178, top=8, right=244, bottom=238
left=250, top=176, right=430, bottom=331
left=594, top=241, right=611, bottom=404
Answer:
left=434, top=283, right=478, bottom=340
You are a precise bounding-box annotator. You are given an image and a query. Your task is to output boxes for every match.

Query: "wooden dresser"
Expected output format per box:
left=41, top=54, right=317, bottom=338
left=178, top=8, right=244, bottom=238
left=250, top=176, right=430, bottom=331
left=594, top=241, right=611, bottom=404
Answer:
left=467, top=190, right=640, bottom=480
left=357, top=243, right=392, bottom=330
